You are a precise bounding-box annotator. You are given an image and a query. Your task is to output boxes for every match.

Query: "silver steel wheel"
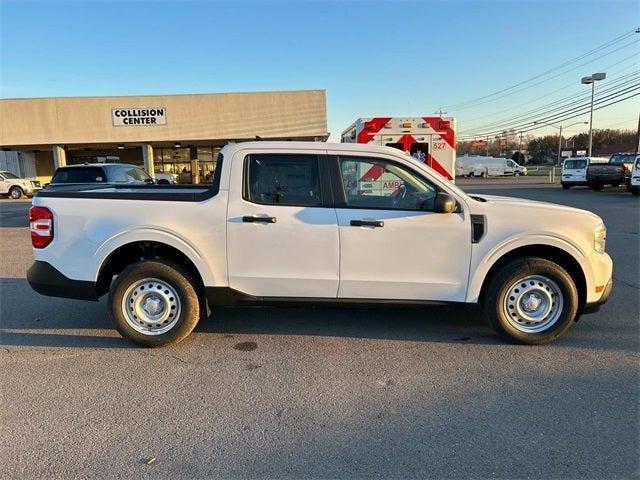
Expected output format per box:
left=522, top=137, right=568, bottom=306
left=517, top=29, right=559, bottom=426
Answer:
left=121, top=278, right=181, bottom=335
left=503, top=275, right=564, bottom=333
left=10, top=188, right=22, bottom=199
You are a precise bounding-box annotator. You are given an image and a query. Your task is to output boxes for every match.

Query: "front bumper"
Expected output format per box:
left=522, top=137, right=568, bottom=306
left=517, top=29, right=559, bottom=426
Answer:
left=561, top=179, right=587, bottom=185
left=583, top=278, right=613, bottom=314
left=27, top=261, right=98, bottom=301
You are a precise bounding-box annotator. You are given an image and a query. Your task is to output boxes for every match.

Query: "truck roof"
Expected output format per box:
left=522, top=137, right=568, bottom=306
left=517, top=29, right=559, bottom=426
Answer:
left=57, top=163, right=140, bottom=168
left=220, top=141, right=411, bottom=158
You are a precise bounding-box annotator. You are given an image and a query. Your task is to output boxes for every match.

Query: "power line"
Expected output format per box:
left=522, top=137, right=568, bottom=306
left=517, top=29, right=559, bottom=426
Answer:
left=459, top=53, right=639, bottom=127
left=448, top=38, right=639, bottom=113
left=519, top=93, right=640, bottom=134
left=459, top=93, right=640, bottom=143
left=459, top=81, right=640, bottom=139
left=458, top=71, right=639, bottom=135
left=441, top=27, right=639, bottom=110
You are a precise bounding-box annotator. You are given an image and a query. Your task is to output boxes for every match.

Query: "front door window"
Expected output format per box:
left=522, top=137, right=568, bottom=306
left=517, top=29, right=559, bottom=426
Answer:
left=339, top=156, right=437, bottom=211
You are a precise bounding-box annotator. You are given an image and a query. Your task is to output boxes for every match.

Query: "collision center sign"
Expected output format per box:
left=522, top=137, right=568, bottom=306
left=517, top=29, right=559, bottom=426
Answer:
left=112, top=107, right=166, bottom=126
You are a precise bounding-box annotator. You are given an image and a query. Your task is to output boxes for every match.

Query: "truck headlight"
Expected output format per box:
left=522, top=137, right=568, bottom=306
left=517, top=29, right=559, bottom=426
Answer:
left=594, top=223, right=606, bottom=254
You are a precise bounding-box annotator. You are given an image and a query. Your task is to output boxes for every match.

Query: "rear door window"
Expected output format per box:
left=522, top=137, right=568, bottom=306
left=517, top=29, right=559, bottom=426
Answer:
left=564, top=160, right=587, bottom=170
left=244, top=154, right=323, bottom=207
left=51, top=167, right=106, bottom=184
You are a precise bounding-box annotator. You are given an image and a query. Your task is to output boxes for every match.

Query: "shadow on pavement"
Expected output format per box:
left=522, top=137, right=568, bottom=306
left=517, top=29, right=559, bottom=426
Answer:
left=1, top=276, right=638, bottom=352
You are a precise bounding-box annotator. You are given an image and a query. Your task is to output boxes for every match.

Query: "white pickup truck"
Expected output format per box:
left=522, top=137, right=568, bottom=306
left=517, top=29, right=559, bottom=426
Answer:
left=27, top=142, right=613, bottom=347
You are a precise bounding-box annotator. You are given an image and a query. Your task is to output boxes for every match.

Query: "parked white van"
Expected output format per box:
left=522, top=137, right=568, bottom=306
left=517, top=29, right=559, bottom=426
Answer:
left=456, top=156, right=527, bottom=177
left=561, top=157, right=609, bottom=189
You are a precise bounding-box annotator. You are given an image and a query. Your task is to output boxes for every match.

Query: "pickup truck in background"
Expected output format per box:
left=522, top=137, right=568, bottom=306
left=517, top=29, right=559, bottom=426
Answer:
left=27, top=142, right=613, bottom=347
left=586, top=153, right=638, bottom=191
left=0, top=170, right=42, bottom=199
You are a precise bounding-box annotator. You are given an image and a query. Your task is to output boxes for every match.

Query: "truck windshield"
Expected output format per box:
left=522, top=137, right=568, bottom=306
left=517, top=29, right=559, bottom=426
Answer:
left=609, top=155, right=633, bottom=165
left=0, top=171, right=20, bottom=179
left=564, top=160, right=587, bottom=169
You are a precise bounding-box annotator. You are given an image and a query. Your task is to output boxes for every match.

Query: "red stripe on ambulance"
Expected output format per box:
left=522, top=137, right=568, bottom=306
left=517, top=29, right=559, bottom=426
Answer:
left=342, top=116, right=457, bottom=183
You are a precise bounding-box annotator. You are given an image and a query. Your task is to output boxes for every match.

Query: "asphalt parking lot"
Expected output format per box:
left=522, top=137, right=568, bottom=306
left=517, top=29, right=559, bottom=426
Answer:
left=1, top=182, right=638, bottom=479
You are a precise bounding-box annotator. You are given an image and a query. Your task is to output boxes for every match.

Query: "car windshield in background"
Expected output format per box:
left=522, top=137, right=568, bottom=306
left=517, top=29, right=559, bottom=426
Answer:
left=51, top=167, right=106, bottom=184
left=110, top=165, right=153, bottom=183
left=609, top=155, right=634, bottom=164
left=126, top=167, right=152, bottom=181
left=1, top=171, right=21, bottom=179
left=564, top=160, right=587, bottom=169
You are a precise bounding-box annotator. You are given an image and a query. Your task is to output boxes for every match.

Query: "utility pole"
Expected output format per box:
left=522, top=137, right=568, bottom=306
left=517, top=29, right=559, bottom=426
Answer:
left=636, top=110, right=640, bottom=153
left=485, top=135, right=489, bottom=156
left=557, top=125, right=563, bottom=166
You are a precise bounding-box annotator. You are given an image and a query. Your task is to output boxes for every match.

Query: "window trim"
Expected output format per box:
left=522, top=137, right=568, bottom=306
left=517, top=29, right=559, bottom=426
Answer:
left=331, top=154, right=442, bottom=213
left=242, top=153, right=332, bottom=208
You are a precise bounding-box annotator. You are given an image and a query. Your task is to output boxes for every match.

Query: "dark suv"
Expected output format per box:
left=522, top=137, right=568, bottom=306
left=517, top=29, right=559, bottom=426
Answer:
left=47, top=163, right=154, bottom=188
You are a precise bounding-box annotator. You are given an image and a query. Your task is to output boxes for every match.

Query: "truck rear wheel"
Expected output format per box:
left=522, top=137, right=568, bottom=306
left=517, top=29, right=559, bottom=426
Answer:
left=588, top=182, right=603, bottom=191
left=483, top=257, right=579, bottom=345
left=108, top=259, right=201, bottom=347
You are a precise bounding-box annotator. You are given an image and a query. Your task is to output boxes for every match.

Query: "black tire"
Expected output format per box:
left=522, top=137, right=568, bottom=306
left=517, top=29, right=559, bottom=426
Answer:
left=632, top=187, right=640, bottom=196
left=611, top=182, right=620, bottom=188
left=157, top=179, right=170, bottom=185
left=562, top=183, right=570, bottom=190
left=108, top=259, right=201, bottom=347
left=588, top=182, right=603, bottom=191
left=483, top=257, right=579, bottom=345
left=9, top=186, right=23, bottom=199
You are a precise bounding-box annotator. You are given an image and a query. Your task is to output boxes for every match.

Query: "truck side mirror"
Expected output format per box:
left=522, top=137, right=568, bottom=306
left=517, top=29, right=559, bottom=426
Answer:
left=433, top=192, right=457, bottom=214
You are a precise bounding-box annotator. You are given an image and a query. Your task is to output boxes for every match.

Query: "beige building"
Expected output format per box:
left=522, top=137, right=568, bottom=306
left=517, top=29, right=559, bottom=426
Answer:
left=0, top=90, right=328, bottom=183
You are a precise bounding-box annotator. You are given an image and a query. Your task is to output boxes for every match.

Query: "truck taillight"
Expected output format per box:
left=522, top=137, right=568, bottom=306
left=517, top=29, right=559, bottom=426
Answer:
left=29, top=206, right=53, bottom=248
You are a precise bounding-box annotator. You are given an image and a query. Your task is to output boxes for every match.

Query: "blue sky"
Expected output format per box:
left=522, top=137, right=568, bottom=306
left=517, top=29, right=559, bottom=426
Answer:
left=1, top=0, right=638, bottom=140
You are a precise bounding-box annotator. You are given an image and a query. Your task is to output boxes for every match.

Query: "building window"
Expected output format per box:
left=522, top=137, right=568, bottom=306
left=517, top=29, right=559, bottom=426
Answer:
left=153, top=146, right=220, bottom=184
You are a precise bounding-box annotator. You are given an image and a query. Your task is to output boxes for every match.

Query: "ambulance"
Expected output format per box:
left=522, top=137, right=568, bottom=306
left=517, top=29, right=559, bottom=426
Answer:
left=341, top=117, right=457, bottom=183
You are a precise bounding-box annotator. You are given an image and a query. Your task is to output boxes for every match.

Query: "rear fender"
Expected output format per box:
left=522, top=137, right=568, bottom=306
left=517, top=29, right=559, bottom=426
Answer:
left=93, top=227, right=217, bottom=286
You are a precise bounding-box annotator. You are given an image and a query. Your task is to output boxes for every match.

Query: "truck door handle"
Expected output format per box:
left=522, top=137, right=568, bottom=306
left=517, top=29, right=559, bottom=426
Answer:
left=350, top=219, right=384, bottom=228
left=243, top=216, right=276, bottom=224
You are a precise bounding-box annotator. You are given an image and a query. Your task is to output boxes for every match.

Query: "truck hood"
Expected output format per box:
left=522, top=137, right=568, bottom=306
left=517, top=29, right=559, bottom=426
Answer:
left=470, top=194, right=601, bottom=220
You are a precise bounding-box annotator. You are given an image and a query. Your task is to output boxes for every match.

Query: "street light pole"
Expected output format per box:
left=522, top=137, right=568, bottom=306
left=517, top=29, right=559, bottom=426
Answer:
left=588, top=81, right=595, bottom=156
left=581, top=72, right=606, bottom=156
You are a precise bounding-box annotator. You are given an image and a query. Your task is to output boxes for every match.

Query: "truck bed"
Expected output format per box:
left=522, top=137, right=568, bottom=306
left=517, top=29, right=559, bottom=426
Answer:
left=37, top=183, right=217, bottom=202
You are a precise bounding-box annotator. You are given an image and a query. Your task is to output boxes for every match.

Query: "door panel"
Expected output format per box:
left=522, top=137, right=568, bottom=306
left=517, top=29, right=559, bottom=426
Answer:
left=332, top=154, right=471, bottom=302
left=226, top=151, right=339, bottom=298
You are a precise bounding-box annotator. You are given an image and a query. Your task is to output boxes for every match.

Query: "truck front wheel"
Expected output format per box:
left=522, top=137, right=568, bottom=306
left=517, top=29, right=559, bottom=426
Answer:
left=108, top=260, right=201, bottom=347
left=483, top=257, right=579, bottom=345
left=9, top=186, right=23, bottom=199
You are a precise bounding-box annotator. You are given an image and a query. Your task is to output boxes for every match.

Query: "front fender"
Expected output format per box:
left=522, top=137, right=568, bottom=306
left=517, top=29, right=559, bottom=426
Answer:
left=466, top=233, right=594, bottom=303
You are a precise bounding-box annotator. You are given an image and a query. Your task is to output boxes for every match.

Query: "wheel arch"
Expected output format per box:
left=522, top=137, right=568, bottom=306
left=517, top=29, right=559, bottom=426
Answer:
left=95, top=239, right=208, bottom=299
left=474, top=243, right=587, bottom=312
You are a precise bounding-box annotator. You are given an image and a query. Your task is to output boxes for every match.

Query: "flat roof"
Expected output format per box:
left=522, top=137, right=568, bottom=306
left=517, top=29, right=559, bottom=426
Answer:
left=0, top=90, right=328, bottom=148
